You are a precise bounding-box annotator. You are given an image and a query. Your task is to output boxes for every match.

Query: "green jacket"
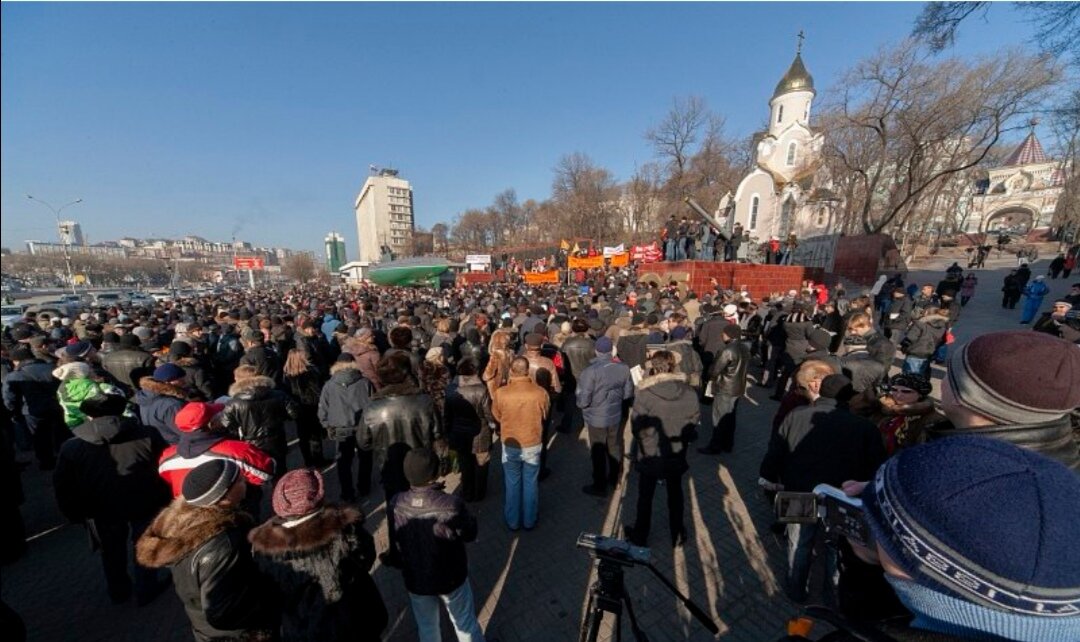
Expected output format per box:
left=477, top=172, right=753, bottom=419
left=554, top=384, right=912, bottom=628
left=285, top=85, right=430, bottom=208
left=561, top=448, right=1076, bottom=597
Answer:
left=58, top=378, right=130, bottom=428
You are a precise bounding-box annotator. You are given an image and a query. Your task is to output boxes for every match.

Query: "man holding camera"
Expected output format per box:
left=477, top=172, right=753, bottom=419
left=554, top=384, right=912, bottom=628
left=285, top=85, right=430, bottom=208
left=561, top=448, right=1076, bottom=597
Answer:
left=1032, top=299, right=1080, bottom=343
left=759, top=368, right=886, bottom=603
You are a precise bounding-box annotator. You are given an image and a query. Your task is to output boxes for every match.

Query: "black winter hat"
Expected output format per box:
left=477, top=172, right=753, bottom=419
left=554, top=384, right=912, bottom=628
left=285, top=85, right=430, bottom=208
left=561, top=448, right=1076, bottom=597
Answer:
left=182, top=460, right=240, bottom=507
left=79, top=394, right=128, bottom=418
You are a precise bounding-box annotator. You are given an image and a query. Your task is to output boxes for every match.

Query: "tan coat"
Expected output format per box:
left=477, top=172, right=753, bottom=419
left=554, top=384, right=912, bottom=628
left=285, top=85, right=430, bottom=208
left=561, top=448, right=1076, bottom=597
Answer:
left=492, top=375, right=549, bottom=448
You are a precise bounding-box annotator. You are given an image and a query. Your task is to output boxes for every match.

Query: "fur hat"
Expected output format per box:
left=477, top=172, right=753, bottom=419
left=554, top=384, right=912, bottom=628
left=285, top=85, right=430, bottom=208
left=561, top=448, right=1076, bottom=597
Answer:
left=946, top=331, right=1080, bottom=425
left=182, top=460, right=240, bottom=507
left=861, top=437, right=1080, bottom=623
left=404, top=447, right=439, bottom=487
left=272, top=468, right=325, bottom=518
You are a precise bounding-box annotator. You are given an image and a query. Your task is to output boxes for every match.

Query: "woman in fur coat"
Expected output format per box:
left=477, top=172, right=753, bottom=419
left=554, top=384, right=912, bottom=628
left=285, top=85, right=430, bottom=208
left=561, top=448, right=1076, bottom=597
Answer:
left=249, top=468, right=387, bottom=642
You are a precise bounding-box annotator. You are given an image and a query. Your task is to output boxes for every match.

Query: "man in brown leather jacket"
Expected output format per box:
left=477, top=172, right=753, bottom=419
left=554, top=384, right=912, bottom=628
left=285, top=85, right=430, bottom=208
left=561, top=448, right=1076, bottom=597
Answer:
left=492, top=357, right=549, bottom=531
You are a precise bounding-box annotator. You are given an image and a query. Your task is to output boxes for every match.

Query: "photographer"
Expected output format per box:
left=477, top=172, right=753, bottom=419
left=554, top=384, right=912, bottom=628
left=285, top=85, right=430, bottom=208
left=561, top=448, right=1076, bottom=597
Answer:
left=837, top=437, right=1080, bottom=641
left=1032, top=300, right=1080, bottom=344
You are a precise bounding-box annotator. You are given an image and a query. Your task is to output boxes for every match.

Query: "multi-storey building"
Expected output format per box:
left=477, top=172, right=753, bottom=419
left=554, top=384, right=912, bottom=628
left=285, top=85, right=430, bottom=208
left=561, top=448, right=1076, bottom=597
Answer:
left=354, top=168, right=414, bottom=263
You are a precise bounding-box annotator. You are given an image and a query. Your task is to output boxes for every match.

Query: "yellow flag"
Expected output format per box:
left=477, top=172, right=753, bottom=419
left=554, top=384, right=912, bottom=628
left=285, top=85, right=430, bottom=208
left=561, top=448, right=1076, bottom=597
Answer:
left=560, top=239, right=570, bottom=251
left=571, top=242, right=580, bottom=254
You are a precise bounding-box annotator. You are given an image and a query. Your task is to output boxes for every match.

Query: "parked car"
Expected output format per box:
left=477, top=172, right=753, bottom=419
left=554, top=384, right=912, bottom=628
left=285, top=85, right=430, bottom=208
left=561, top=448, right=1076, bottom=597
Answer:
left=90, top=292, right=128, bottom=307
left=25, top=301, right=79, bottom=319
left=127, top=292, right=155, bottom=306
left=1, top=304, right=27, bottom=327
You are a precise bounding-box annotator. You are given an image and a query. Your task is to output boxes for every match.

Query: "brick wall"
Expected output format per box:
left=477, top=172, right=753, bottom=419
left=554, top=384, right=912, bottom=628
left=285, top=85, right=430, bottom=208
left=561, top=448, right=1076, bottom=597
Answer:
left=457, top=272, right=493, bottom=286
left=638, top=261, right=824, bottom=300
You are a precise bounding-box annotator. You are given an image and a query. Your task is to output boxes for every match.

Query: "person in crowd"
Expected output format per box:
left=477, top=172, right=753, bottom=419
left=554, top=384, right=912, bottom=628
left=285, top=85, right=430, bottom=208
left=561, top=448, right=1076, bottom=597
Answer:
left=385, top=326, right=422, bottom=379
left=210, top=323, right=244, bottom=395
left=319, top=353, right=375, bottom=502
left=3, top=344, right=65, bottom=469
left=359, top=352, right=441, bottom=566
left=134, top=363, right=191, bottom=445
left=559, top=318, right=596, bottom=433
left=342, top=327, right=382, bottom=389
left=53, top=393, right=170, bottom=605
left=248, top=468, right=387, bottom=642
left=958, top=272, right=978, bottom=307
left=481, top=329, right=514, bottom=400
left=1001, top=270, right=1023, bottom=309
left=491, top=357, right=548, bottom=531
left=623, top=351, right=698, bottom=548
left=419, top=346, right=451, bottom=424
left=845, top=437, right=1080, bottom=642
left=221, top=364, right=297, bottom=480
left=282, top=348, right=327, bottom=467
left=296, top=319, right=334, bottom=380
left=237, top=329, right=280, bottom=383
left=391, top=447, right=485, bottom=642
left=53, top=361, right=129, bottom=429
left=1019, top=275, right=1050, bottom=324
left=771, top=303, right=815, bottom=400
left=1032, top=299, right=1080, bottom=343
left=899, top=306, right=949, bottom=378
left=576, top=336, right=633, bottom=496
left=1049, top=252, right=1066, bottom=279
left=165, top=340, right=214, bottom=401
left=445, top=357, right=495, bottom=502
left=759, top=373, right=886, bottom=603
left=157, top=401, right=275, bottom=499
left=873, top=373, right=943, bottom=455
left=136, top=460, right=280, bottom=642
left=881, top=288, right=912, bottom=342
left=700, top=324, right=749, bottom=455
left=932, top=330, right=1080, bottom=471
left=100, top=334, right=156, bottom=396
left=910, top=284, right=938, bottom=319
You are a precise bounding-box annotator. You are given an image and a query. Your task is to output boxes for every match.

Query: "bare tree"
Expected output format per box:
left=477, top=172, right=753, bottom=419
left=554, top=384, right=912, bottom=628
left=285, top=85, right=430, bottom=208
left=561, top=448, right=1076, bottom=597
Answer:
left=282, top=253, right=316, bottom=283
left=914, top=2, right=1080, bottom=66
left=1051, top=88, right=1080, bottom=244
left=450, top=209, right=495, bottom=253
left=431, top=222, right=449, bottom=255
left=819, top=41, right=1060, bottom=234
left=551, top=152, right=620, bottom=243
left=646, top=96, right=712, bottom=185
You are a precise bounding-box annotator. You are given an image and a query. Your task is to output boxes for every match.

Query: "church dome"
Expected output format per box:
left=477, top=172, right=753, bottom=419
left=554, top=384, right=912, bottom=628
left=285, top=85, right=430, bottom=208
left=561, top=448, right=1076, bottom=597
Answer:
left=773, top=53, right=815, bottom=99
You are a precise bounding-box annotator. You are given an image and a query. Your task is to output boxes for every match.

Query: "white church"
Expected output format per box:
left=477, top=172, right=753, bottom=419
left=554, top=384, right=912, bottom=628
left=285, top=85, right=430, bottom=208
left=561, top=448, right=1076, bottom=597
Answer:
left=720, top=43, right=839, bottom=245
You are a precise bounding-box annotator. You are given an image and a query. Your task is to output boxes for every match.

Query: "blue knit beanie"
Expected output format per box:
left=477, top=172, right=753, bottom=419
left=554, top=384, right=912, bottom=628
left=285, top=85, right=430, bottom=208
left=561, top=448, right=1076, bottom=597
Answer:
left=861, top=436, right=1080, bottom=621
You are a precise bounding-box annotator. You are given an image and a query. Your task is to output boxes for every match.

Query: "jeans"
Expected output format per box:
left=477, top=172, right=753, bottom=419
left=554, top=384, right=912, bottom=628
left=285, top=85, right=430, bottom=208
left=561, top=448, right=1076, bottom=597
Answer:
left=709, top=396, right=739, bottom=452
left=786, top=522, right=836, bottom=604
left=902, top=356, right=930, bottom=378
left=664, top=239, right=676, bottom=262
left=408, top=579, right=485, bottom=642
left=502, top=444, right=541, bottom=529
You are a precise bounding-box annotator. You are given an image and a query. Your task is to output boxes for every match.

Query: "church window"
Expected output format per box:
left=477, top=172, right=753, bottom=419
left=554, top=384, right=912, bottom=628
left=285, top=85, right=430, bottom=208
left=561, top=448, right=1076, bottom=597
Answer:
left=816, top=208, right=827, bottom=227
left=750, top=196, right=759, bottom=230
left=780, top=197, right=795, bottom=237
left=786, top=142, right=797, bottom=166
left=804, top=103, right=809, bottom=122
left=777, top=105, right=784, bottom=124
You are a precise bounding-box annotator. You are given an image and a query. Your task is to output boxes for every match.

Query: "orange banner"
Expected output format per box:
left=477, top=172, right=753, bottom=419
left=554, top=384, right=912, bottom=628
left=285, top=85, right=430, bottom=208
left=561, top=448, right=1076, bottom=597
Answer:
left=524, top=270, right=560, bottom=284
left=568, top=255, right=604, bottom=270
left=608, top=252, right=629, bottom=267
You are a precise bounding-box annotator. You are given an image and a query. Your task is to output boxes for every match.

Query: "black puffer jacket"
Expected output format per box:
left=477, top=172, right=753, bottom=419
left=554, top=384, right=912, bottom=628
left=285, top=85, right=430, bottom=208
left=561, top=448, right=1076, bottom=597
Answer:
left=444, top=375, right=495, bottom=455
left=631, top=373, right=700, bottom=476
left=391, top=485, right=477, bottom=596
left=100, top=347, right=156, bottom=395
left=561, top=334, right=596, bottom=381
left=317, top=362, right=373, bottom=440
left=248, top=506, right=387, bottom=642
left=53, top=415, right=169, bottom=523
left=221, top=376, right=297, bottom=469
left=901, top=314, right=949, bottom=358
left=136, top=500, right=279, bottom=642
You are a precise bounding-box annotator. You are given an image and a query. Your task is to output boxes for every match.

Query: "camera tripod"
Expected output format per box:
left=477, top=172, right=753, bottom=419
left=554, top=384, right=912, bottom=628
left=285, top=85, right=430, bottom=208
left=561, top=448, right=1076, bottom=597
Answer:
left=579, top=554, right=718, bottom=642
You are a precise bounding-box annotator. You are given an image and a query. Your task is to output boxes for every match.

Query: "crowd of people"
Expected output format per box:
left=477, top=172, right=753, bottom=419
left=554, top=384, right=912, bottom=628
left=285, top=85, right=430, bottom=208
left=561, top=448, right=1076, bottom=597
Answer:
left=1, top=255, right=1078, bottom=641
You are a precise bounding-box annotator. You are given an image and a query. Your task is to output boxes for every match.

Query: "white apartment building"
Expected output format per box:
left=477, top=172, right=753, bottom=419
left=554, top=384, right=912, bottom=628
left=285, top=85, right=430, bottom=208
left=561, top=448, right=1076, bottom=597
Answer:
left=354, top=168, right=414, bottom=263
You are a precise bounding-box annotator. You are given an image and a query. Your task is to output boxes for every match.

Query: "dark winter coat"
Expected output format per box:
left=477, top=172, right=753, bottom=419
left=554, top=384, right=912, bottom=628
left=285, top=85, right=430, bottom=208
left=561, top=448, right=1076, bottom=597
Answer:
left=100, top=347, right=156, bottom=395
left=760, top=397, right=886, bottom=492
left=134, top=377, right=188, bottom=445
left=136, top=500, right=279, bottom=642
left=248, top=506, right=387, bottom=642
left=444, top=375, right=495, bottom=455
left=342, top=339, right=382, bottom=389
left=884, top=297, right=913, bottom=332
left=238, top=345, right=280, bottom=383
left=359, top=382, right=442, bottom=473
left=696, top=314, right=728, bottom=358
left=781, top=312, right=815, bottom=362
left=283, top=365, right=323, bottom=408
left=615, top=328, right=651, bottom=370
left=864, top=330, right=895, bottom=373
left=221, top=376, right=297, bottom=466
left=2, top=359, right=62, bottom=420
left=711, top=340, right=750, bottom=399
left=576, top=355, right=633, bottom=428
left=317, top=362, right=373, bottom=440
left=901, top=314, right=949, bottom=358
left=53, top=415, right=169, bottom=523
left=391, top=485, right=477, bottom=596
left=171, top=356, right=214, bottom=401
left=664, top=339, right=704, bottom=390
left=630, top=373, right=699, bottom=476
left=560, top=334, right=596, bottom=381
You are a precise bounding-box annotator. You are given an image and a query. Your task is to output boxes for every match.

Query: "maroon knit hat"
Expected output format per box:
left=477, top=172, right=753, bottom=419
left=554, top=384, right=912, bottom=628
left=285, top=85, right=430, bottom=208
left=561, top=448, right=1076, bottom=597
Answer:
left=272, top=468, right=325, bottom=518
left=947, top=330, right=1080, bottom=425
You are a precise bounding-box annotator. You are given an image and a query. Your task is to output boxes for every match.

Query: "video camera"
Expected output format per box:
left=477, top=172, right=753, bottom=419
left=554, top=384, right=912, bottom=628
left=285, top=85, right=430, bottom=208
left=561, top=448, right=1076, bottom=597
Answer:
left=773, top=484, right=871, bottom=548
left=576, top=532, right=651, bottom=565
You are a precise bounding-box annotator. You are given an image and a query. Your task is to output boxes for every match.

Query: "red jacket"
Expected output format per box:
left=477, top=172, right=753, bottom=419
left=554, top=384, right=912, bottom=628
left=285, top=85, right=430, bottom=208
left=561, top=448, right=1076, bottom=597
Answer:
left=157, top=437, right=275, bottom=497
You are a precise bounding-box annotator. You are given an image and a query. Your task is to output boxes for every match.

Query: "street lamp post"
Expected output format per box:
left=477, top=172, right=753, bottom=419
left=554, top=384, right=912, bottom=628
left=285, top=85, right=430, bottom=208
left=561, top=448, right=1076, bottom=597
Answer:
left=26, top=195, right=83, bottom=295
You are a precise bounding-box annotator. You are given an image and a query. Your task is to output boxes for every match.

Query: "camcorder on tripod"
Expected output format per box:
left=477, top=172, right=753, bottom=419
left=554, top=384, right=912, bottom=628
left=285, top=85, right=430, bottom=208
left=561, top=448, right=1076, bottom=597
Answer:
left=576, top=532, right=718, bottom=642
left=772, top=484, right=870, bottom=548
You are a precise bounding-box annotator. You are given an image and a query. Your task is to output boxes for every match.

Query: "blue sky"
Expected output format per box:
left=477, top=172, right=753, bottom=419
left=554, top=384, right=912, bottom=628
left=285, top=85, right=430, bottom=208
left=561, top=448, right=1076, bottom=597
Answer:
left=0, top=2, right=1049, bottom=255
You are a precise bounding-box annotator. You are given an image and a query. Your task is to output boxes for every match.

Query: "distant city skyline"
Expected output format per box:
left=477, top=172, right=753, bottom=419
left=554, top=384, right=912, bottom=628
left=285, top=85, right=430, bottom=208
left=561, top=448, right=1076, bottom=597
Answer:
left=1, top=3, right=1054, bottom=254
